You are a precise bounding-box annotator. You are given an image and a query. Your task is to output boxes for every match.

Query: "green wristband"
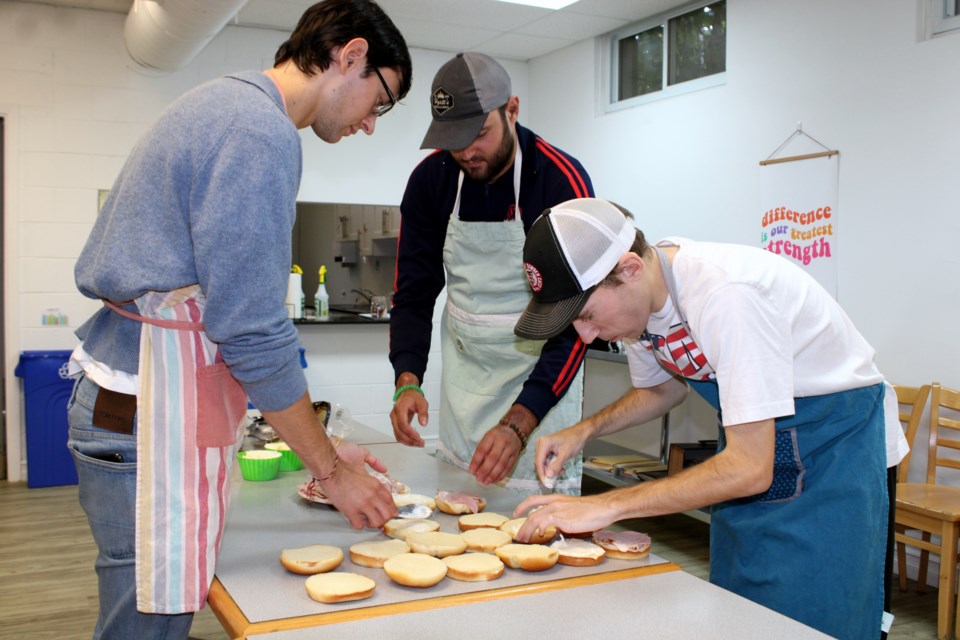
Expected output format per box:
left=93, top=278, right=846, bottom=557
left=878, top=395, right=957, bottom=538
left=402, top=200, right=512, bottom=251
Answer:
left=393, top=384, right=424, bottom=403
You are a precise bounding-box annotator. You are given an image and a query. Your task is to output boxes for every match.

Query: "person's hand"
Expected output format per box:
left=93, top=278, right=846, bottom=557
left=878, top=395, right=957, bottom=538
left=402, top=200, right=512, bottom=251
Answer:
left=321, top=459, right=397, bottom=529
left=533, top=430, right=582, bottom=487
left=335, top=440, right=387, bottom=474
left=513, top=493, right=618, bottom=542
left=469, top=422, right=523, bottom=485
left=390, top=377, right=429, bottom=447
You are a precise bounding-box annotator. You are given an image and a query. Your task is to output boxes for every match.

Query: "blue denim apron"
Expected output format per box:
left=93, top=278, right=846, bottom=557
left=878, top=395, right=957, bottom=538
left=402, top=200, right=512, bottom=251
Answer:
left=656, top=248, right=887, bottom=639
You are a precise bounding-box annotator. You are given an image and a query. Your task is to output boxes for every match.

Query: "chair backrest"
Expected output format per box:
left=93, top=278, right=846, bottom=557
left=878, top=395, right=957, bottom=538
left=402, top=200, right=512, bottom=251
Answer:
left=925, top=382, right=960, bottom=484
left=895, top=383, right=931, bottom=482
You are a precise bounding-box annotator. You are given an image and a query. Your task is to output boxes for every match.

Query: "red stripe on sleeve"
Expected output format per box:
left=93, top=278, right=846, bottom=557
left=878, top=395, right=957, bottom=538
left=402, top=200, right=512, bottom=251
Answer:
left=552, top=338, right=587, bottom=396
left=536, top=138, right=588, bottom=198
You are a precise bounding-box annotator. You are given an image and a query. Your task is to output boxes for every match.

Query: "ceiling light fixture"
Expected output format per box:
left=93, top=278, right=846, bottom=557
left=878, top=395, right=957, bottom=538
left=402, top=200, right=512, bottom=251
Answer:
left=494, top=0, right=578, bottom=9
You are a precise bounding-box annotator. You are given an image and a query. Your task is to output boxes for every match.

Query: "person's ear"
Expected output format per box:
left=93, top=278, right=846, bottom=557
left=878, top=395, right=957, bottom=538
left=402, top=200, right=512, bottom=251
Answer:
left=618, top=252, right=644, bottom=281
left=337, top=38, right=370, bottom=74
left=505, top=96, right=520, bottom=123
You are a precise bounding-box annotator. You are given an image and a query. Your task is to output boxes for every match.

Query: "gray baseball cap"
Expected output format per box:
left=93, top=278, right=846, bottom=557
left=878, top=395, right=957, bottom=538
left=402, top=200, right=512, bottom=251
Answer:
left=420, top=52, right=512, bottom=150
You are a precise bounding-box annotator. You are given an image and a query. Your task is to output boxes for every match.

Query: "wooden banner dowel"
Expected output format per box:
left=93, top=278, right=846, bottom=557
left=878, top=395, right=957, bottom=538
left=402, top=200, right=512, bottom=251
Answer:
left=759, top=149, right=838, bottom=166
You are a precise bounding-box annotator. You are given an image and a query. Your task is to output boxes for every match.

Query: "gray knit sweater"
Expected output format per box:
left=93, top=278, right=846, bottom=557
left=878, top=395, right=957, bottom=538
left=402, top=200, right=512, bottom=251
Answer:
left=75, top=71, right=306, bottom=412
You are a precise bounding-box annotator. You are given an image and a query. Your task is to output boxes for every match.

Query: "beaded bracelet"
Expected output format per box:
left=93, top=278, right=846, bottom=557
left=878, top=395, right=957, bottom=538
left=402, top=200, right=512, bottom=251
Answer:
left=500, top=419, right=528, bottom=451
left=312, top=454, right=339, bottom=483
left=393, top=384, right=424, bottom=403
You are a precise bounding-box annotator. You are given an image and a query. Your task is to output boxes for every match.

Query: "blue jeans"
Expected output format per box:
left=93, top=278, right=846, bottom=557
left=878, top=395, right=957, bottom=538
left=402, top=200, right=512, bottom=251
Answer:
left=67, top=374, right=194, bottom=640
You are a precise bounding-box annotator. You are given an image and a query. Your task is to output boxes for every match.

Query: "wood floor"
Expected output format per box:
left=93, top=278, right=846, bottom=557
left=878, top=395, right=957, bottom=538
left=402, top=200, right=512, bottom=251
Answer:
left=0, top=478, right=942, bottom=639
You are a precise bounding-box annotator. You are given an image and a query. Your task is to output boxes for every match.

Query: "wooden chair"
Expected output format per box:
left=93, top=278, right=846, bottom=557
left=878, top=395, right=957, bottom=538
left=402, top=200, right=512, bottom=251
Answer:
left=895, top=382, right=960, bottom=640
left=894, top=384, right=932, bottom=590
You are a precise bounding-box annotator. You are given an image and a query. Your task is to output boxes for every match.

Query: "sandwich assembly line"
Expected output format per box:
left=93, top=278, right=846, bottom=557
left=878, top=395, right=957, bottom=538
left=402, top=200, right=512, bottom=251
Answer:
left=2, top=1, right=956, bottom=639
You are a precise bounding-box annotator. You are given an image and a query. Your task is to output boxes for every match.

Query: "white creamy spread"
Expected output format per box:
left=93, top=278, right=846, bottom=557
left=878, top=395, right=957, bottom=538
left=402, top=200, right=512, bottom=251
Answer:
left=551, top=538, right=605, bottom=559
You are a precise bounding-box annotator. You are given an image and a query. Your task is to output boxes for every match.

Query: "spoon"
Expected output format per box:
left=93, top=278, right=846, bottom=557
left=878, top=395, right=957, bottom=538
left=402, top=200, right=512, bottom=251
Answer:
left=396, top=503, right=432, bottom=519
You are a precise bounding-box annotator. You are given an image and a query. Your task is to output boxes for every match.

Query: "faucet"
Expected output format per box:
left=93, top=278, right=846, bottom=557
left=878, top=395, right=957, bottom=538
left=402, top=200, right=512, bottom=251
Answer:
left=350, top=288, right=374, bottom=304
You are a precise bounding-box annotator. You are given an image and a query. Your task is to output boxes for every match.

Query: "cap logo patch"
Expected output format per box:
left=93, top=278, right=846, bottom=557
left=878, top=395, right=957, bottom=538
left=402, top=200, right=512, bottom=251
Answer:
left=431, top=87, right=454, bottom=115
left=524, top=262, right=543, bottom=293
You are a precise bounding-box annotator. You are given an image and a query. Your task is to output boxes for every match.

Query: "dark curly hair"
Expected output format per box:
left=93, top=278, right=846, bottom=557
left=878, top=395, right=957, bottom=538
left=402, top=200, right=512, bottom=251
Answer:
left=274, top=0, right=412, bottom=101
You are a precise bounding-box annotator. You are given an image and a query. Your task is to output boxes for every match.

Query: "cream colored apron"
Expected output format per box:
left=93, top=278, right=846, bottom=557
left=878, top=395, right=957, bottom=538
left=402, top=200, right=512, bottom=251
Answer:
left=436, top=149, right=583, bottom=494
left=106, top=285, right=247, bottom=613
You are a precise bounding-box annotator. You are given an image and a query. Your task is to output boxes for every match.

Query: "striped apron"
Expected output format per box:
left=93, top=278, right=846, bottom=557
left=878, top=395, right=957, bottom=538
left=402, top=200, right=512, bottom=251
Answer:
left=106, top=285, right=247, bottom=613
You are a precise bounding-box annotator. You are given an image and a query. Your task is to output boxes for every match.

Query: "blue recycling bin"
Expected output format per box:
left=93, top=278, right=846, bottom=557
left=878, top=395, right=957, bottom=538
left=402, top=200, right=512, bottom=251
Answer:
left=15, top=350, right=77, bottom=488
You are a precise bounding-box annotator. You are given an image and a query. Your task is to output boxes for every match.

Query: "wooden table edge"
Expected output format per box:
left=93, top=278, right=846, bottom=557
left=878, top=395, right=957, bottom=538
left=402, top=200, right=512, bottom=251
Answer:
left=209, top=562, right=682, bottom=639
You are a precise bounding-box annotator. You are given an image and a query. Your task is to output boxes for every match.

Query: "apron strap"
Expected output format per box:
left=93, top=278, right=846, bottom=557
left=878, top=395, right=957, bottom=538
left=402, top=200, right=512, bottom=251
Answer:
left=103, top=299, right=219, bottom=369
left=104, top=300, right=205, bottom=332
left=451, top=146, right=524, bottom=221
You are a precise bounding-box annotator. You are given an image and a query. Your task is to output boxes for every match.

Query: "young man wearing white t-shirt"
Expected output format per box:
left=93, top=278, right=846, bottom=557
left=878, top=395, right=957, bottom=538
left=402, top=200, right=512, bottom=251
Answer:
left=511, top=198, right=904, bottom=640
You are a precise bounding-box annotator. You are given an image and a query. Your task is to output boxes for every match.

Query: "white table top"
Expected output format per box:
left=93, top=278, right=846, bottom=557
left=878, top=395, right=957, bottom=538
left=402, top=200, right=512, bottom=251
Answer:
left=213, top=432, right=830, bottom=640
left=213, top=441, right=673, bottom=636
left=243, top=570, right=832, bottom=640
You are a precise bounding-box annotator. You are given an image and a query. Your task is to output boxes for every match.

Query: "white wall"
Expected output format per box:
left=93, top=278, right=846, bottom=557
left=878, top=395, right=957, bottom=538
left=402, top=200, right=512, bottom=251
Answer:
left=0, top=2, right=531, bottom=479
left=529, top=0, right=959, bottom=391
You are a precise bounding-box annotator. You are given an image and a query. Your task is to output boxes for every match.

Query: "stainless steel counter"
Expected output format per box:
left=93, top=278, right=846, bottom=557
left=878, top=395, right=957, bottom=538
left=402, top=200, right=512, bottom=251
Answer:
left=293, top=312, right=389, bottom=326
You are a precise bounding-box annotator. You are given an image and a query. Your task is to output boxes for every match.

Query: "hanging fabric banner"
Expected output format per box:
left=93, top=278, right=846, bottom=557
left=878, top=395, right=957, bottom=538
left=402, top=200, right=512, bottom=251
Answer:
left=759, top=129, right=839, bottom=298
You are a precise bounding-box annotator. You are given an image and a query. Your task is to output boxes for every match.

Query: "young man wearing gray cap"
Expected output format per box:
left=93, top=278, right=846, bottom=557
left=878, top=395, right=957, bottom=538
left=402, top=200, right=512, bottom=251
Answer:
left=389, top=52, right=594, bottom=493
left=511, top=198, right=905, bottom=639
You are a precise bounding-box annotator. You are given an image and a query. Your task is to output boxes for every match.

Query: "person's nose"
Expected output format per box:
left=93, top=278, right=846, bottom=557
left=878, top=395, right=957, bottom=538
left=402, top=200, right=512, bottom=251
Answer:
left=458, top=139, right=482, bottom=160
left=573, top=320, right=598, bottom=345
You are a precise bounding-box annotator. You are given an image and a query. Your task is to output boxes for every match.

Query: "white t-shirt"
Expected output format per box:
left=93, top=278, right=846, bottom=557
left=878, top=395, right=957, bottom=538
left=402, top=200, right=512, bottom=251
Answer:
left=625, top=238, right=908, bottom=466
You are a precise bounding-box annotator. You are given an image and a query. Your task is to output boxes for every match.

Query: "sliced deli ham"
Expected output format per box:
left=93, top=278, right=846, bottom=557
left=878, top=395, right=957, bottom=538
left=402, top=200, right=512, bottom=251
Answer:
left=435, top=490, right=486, bottom=514
left=592, top=530, right=651, bottom=560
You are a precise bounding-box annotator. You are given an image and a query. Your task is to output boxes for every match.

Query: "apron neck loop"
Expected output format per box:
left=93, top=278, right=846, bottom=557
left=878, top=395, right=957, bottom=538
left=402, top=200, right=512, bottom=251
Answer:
left=452, top=146, right=523, bottom=222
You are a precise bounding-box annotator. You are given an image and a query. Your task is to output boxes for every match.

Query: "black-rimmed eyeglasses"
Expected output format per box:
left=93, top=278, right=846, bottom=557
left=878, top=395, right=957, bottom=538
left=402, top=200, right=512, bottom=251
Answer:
left=372, top=67, right=397, bottom=117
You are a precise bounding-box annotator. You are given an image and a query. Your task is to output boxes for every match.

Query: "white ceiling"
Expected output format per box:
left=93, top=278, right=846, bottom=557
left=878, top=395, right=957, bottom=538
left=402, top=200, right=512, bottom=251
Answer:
left=17, top=0, right=691, bottom=61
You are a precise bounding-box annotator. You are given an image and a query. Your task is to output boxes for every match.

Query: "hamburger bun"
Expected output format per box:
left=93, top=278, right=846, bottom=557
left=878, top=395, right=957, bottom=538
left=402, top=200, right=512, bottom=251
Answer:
left=435, top=490, right=486, bottom=515
left=458, top=512, right=509, bottom=531
left=443, top=553, right=505, bottom=582
left=382, top=518, right=440, bottom=540
left=461, top=527, right=512, bottom=553
left=499, top=517, right=558, bottom=545
left=550, top=537, right=606, bottom=566
left=305, top=572, right=375, bottom=603
left=279, top=544, right=344, bottom=575
left=592, top=529, right=651, bottom=560
left=348, top=538, right=410, bottom=568
left=495, top=543, right=559, bottom=572
left=394, top=493, right=437, bottom=509
left=405, top=531, right=468, bottom=558
left=383, top=552, right=447, bottom=587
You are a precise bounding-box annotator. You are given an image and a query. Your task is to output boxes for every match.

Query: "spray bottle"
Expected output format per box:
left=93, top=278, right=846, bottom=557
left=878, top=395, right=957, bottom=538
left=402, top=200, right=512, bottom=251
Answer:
left=286, top=264, right=304, bottom=319
left=315, top=265, right=330, bottom=321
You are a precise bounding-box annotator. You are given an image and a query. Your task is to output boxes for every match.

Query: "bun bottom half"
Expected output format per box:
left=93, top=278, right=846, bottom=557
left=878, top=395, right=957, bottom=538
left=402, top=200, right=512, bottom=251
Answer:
left=443, top=553, right=504, bottom=582
left=495, top=543, right=559, bottom=572
left=305, top=572, right=375, bottom=604
left=436, top=497, right=487, bottom=515
left=279, top=544, right=344, bottom=575
left=348, top=538, right=411, bottom=568
left=600, top=545, right=650, bottom=560
left=383, top=552, right=448, bottom=587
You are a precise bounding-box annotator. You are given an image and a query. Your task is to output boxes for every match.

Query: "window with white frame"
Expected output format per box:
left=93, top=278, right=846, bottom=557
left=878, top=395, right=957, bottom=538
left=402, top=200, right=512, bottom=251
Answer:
left=932, top=0, right=960, bottom=35
left=606, top=1, right=726, bottom=111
